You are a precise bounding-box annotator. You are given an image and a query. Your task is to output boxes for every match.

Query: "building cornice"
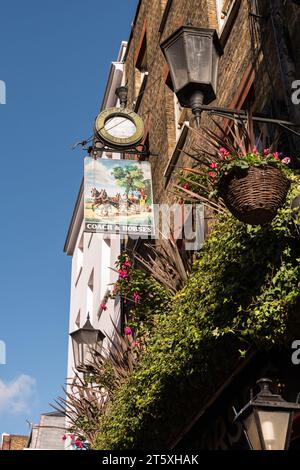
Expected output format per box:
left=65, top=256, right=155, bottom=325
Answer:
left=63, top=179, right=83, bottom=255
left=123, top=0, right=142, bottom=62
left=64, top=43, right=127, bottom=255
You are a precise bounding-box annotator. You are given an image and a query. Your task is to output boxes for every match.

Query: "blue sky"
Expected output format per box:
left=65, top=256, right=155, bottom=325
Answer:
left=0, top=0, right=137, bottom=436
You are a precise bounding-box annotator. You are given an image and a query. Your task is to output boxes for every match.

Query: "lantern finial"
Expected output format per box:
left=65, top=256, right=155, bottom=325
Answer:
left=257, top=378, right=273, bottom=395
left=115, top=86, right=128, bottom=108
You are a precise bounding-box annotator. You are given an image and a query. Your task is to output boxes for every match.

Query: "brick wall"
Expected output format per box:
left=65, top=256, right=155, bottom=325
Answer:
left=124, top=0, right=300, bottom=225
left=125, top=0, right=253, bottom=205
left=1, top=434, right=28, bottom=450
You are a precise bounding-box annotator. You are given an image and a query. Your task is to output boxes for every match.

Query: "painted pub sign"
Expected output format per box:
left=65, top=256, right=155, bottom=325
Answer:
left=84, top=157, right=154, bottom=235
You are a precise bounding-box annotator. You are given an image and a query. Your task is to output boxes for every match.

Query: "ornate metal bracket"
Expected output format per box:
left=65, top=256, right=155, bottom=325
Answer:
left=197, top=104, right=300, bottom=137
left=87, top=140, right=158, bottom=160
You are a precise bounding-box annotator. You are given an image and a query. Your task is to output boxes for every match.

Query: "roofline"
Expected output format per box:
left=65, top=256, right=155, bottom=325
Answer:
left=123, top=0, right=142, bottom=62
left=64, top=43, right=126, bottom=255
left=100, top=61, right=123, bottom=111
left=63, top=179, right=83, bottom=255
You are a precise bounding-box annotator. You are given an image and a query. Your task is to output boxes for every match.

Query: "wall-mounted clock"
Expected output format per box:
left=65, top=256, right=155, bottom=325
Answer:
left=94, top=107, right=144, bottom=149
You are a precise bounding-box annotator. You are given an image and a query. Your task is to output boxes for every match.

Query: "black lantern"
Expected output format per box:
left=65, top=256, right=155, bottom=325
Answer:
left=70, top=314, right=105, bottom=372
left=115, top=86, right=128, bottom=108
left=234, top=378, right=300, bottom=450
left=160, top=25, right=223, bottom=126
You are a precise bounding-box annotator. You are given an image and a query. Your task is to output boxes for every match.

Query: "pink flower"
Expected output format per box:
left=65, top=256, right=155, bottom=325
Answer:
left=124, top=326, right=132, bottom=336
left=62, top=434, right=67, bottom=441
left=273, top=152, right=280, bottom=160
left=70, top=434, right=75, bottom=440
left=182, top=183, right=190, bottom=190
left=123, top=259, right=131, bottom=268
left=100, top=303, right=107, bottom=311
left=133, top=291, right=141, bottom=303
left=118, top=269, right=128, bottom=279
left=210, top=162, right=218, bottom=169
left=75, top=440, right=84, bottom=448
left=219, top=147, right=230, bottom=158
left=282, top=157, right=291, bottom=165
left=252, top=147, right=258, bottom=154
left=208, top=171, right=216, bottom=179
left=263, top=148, right=270, bottom=156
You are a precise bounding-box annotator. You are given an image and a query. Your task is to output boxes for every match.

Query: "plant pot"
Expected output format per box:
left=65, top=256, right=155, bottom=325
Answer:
left=219, top=165, right=290, bottom=225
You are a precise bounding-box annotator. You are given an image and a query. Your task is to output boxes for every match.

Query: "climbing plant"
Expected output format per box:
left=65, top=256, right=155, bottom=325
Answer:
left=91, top=174, right=300, bottom=450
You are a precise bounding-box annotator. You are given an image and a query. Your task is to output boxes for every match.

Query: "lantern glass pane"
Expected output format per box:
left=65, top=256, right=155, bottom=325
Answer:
left=211, top=44, right=219, bottom=92
left=71, top=331, right=99, bottom=369
left=258, top=410, right=290, bottom=450
left=185, top=34, right=211, bottom=84
left=82, top=343, right=94, bottom=367
left=166, top=36, right=188, bottom=91
left=71, top=336, right=80, bottom=369
left=244, top=412, right=262, bottom=450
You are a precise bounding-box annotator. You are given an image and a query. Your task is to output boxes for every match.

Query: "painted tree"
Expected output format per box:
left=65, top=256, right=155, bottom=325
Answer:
left=111, top=164, right=146, bottom=194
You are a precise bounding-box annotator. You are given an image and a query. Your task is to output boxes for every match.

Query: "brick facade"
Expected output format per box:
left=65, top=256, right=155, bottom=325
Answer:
left=124, top=0, right=300, bottom=216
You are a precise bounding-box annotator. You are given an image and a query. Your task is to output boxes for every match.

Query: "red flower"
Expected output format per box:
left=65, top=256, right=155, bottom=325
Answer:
left=62, top=434, right=67, bottom=441
left=118, top=269, right=128, bottom=279
left=208, top=172, right=216, bottom=179
left=252, top=147, right=258, bottom=154
left=100, top=303, right=107, bottom=311
left=182, top=183, right=190, bottom=190
left=263, top=148, right=270, bottom=156
left=133, top=292, right=141, bottom=303
left=273, top=152, right=280, bottom=160
left=75, top=440, right=84, bottom=448
left=219, top=147, right=230, bottom=158
left=124, top=326, right=132, bottom=336
left=210, top=162, right=218, bottom=169
left=123, top=259, right=131, bottom=268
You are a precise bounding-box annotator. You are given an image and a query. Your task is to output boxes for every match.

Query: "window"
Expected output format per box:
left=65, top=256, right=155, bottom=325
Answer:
left=216, top=0, right=236, bottom=30
left=75, top=310, right=80, bottom=328
left=75, top=233, right=84, bottom=285
left=134, top=25, right=148, bottom=101
left=159, top=0, right=173, bottom=34
left=88, top=232, right=93, bottom=248
left=86, top=269, right=94, bottom=317
left=174, top=94, right=189, bottom=141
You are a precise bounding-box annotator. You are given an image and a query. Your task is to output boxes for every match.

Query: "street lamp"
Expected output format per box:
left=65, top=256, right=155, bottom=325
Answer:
left=160, top=25, right=223, bottom=126
left=70, top=314, right=105, bottom=372
left=234, top=378, right=300, bottom=450
left=115, top=85, right=128, bottom=109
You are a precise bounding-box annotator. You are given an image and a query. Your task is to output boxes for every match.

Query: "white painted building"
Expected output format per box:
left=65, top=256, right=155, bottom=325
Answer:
left=26, top=412, right=66, bottom=450
left=64, top=42, right=127, bottom=382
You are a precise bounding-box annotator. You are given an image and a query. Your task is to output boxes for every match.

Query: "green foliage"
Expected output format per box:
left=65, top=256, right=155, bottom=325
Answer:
left=112, top=252, right=172, bottom=340
left=92, top=176, right=300, bottom=450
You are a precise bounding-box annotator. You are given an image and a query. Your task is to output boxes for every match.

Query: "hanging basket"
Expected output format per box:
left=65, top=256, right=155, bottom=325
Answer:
left=219, top=165, right=290, bottom=225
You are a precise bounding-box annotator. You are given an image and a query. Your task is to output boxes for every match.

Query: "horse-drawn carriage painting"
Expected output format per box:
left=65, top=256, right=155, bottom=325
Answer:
left=84, top=157, right=154, bottom=234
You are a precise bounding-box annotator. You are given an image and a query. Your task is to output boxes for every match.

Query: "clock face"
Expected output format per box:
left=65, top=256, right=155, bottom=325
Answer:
left=104, top=116, right=137, bottom=139
left=95, top=107, right=144, bottom=148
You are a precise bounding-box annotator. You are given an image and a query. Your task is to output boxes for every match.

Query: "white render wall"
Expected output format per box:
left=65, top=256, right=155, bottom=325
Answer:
left=67, top=227, right=121, bottom=379
left=66, top=42, right=127, bottom=381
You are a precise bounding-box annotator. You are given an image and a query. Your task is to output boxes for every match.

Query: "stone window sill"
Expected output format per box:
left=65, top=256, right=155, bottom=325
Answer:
left=164, top=122, right=189, bottom=188
left=219, top=0, right=241, bottom=49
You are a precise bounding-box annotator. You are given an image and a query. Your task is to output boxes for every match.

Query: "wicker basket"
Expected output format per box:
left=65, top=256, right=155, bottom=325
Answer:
left=219, top=165, right=290, bottom=225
